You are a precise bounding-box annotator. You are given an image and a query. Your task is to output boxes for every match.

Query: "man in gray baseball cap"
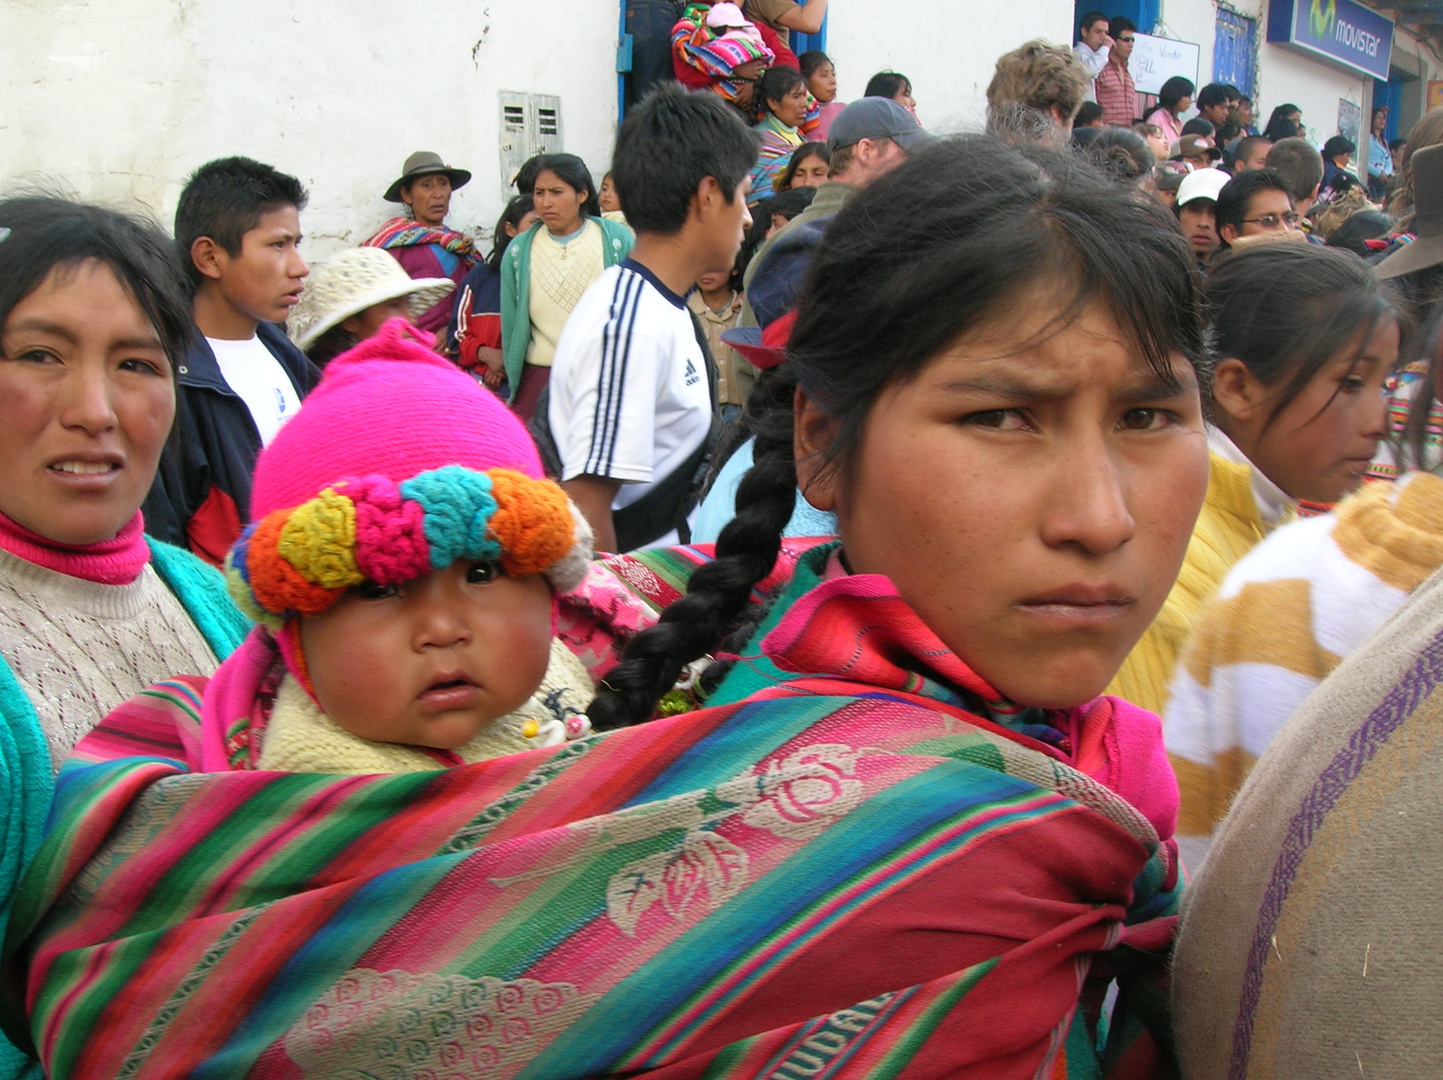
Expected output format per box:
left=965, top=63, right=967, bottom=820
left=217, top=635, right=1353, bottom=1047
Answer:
left=828, top=97, right=937, bottom=156
left=729, top=98, right=935, bottom=401
left=745, top=97, right=935, bottom=288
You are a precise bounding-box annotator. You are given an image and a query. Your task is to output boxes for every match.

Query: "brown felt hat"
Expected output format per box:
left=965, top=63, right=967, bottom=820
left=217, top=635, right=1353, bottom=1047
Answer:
left=1377, top=144, right=1443, bottom=280
left=383, top=151, right=472, bottom=203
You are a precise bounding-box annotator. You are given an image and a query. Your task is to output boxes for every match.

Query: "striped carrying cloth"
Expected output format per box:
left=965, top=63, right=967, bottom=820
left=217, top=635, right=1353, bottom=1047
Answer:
left=363, top=218, right=478, bottom=260
left=1, top=555, right=1180, bottom=1080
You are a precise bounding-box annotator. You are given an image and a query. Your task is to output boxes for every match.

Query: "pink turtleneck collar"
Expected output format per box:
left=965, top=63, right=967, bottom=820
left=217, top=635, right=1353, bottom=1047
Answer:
left=0, top=509, right=151, bottom=585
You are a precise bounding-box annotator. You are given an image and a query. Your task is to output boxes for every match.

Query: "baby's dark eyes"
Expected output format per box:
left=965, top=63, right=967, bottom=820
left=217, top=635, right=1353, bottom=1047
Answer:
left=351, top=561, right=502, bottom=600
left=353, top=580, right=399, bottom=601
left=466, top=561, right=503, bottom=584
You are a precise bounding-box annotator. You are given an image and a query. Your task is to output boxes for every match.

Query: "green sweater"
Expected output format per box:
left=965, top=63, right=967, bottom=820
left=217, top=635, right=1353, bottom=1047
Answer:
left=0, top=539, right=248, bottom=1078
left=499, top=216, right=634, bottom=400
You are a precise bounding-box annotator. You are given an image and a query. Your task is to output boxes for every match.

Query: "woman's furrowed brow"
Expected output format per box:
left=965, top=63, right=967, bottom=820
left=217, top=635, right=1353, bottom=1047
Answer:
left=938, top=375, right=1070, bottom=401
left=1114, top=372, right=1197, bottom=405
left=938, top=370, right=1195, bottom=404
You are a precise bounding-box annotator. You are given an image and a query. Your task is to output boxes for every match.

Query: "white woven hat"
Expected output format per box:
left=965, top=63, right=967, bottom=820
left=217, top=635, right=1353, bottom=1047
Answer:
left=286, top=247, right=457, bottom=350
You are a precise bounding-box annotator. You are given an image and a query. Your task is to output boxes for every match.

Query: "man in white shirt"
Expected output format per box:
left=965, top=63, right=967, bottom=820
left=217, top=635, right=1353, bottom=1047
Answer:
left=143, top=156, right=319, bottom=564
left=549, top=85, right=760, bottom=553
left=1073, top=11, right=1112, bottom=103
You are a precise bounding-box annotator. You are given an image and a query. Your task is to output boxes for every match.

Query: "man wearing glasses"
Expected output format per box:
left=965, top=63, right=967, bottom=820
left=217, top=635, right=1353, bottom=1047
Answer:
left=1094, top=16, right=1137, bottom=127
left=1214, top=168, right=1300, bottom=249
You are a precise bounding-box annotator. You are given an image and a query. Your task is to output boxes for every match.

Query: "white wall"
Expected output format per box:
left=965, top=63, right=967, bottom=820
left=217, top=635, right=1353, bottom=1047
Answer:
left=0, top=0, right=622, bottom=261
left=825, top=1, right=1076, bottom=134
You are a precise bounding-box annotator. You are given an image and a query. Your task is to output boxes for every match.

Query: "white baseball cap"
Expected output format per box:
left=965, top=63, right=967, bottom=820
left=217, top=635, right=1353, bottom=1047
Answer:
left=1177, top=167, right=1231, bottom=207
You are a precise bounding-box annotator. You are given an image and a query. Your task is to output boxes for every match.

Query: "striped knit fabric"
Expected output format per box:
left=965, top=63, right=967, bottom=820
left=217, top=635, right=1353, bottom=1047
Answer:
left=1164, top=472, right=1443, bottom=864
left=749, top=114, right=804, bottom=203
left=2, top=549, right=1180, bottom=1080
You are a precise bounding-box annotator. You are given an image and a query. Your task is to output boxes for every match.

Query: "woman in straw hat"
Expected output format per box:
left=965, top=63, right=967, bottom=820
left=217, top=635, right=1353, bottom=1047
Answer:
left=363, top=151, right=477, bottom=337
left=287, top=247, right=454, bottom=367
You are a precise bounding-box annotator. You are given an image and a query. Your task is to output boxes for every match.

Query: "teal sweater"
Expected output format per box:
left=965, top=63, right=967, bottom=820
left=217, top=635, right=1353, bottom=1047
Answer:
left=0, top=540, right=248, bottom=1077
left=499, top=216, right=634, bottom=401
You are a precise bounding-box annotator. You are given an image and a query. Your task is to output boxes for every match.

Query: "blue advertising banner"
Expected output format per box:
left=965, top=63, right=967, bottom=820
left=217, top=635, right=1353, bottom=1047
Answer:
left=1267, top=0, right=1394, bottom=81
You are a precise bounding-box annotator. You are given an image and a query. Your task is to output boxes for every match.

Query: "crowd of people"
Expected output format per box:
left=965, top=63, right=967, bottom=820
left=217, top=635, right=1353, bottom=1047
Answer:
left=2, top=1, right=1443, bottom=1075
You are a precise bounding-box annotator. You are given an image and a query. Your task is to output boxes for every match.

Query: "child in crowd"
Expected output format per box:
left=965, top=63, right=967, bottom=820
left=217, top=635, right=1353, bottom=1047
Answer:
left=549, top=83, right=757, bottom=554
left=1165, top=308, right=1443, bottom=867
left=1109, top=243, right=1399, bottom=715
left=670, top=3, right=774, bottom=118
left=799, top=49, right=843, bottom=140
left=145, top=156, right=318, bottom=566
left=285, top=247, right=454, bottom=368
left=774, top=140, right=830, bottom=191
left=598, top=171, right=622, bottom=216
left=688, top=266, right=746, bottom=422
left=206, top=320, right=595, bottom=773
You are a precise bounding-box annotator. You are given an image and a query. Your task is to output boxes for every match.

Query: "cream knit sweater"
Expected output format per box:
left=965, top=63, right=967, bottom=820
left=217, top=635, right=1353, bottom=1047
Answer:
left=0, top=548, right=219, bottom=769
left=525, top=221, right=604, bottom=369
left=256, top=637, right=595, bottom=774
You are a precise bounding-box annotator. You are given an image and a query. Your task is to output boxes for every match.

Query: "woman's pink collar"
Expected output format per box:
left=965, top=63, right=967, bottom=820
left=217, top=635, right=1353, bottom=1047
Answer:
left=0, top=509, right=150, bottom=585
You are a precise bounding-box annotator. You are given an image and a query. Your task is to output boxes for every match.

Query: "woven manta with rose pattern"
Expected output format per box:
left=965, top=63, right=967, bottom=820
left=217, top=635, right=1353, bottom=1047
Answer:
left=0, top=639, right=1178, bottom=1079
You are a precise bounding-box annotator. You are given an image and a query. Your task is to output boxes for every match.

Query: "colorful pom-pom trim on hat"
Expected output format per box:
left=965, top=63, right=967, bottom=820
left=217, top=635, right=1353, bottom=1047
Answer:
left=226, top=466, right=586, bottom=627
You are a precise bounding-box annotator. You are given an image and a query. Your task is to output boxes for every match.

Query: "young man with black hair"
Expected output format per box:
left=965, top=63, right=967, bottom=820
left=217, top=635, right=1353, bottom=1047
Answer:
left=1196, top=82, right=1238, bottom=128
left=1237, top=94, right=1258, bottom=135
left=143, top=155, right=317, bottom=564
left=1215, top=167, right=1297, bottom=247
left=1073, top=11, right=1111, bottom=102
left=548, top=85, right=759, bottom=553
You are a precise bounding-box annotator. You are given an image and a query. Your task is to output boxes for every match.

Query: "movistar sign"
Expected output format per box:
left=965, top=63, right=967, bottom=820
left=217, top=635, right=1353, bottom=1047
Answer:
left=1268, top=0, right=1394, bottom=80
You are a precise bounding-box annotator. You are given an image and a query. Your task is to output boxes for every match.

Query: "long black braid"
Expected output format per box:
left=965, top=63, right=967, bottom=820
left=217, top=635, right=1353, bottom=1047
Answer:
left=587, top=366, right=800, bottom=729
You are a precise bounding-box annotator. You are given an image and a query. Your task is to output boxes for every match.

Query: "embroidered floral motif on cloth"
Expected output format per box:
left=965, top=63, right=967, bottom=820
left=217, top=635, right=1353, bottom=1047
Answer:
left=2, top=543, right=1181, bottom=1080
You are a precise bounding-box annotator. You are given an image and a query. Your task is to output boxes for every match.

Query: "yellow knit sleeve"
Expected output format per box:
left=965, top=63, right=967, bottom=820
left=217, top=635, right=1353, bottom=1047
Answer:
left=1107, top=453, right=1268, bottom=715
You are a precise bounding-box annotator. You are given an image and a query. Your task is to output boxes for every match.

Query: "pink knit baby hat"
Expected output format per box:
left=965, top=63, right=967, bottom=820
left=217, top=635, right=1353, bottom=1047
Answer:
left=227, top=319, right=591, bottom=640
left=251, top=318, right=542, bottom=518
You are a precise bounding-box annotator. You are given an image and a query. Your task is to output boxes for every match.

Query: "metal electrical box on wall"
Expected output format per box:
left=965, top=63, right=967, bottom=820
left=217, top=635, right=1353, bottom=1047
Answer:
left=499, top=92, right=564, bottom=194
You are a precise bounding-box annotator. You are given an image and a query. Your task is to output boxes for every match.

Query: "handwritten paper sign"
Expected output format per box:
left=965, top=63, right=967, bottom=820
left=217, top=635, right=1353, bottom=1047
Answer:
left=1130, top=32, right=1201, bottom=96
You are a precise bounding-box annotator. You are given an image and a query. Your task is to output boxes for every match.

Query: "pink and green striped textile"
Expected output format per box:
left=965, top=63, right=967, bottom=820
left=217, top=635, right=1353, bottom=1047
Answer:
left=3, top=694, right=1176, bottom=1078
left=1, top=546, right=1180, bottom=1080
